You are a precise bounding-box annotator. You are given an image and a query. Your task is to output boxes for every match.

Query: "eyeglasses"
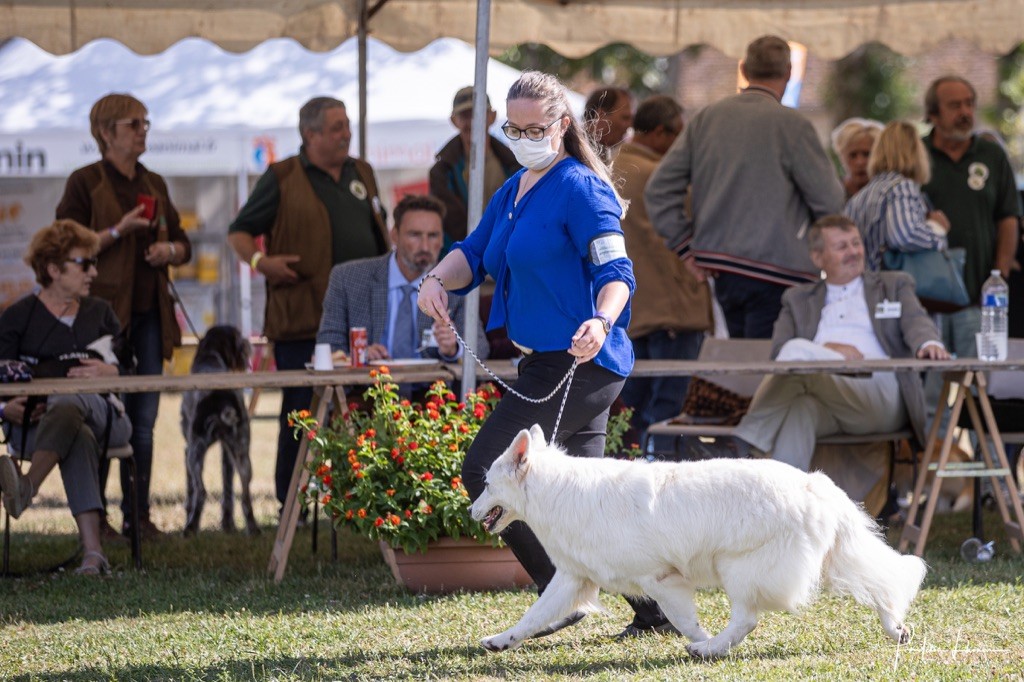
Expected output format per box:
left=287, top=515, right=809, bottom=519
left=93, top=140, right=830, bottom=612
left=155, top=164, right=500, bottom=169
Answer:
left=114, top=118, right=151, bottom=132
left=501, top=119, right=561, bottom=142
left=66, top=257, right=99, bottom=270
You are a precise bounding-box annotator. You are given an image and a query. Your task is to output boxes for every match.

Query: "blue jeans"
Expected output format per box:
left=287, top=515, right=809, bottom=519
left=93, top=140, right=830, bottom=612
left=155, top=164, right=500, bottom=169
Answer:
left=274, top=339, right=316, bottom=508
left=619, top=329, right=704, bottom=435
left=99, top=310, right=162, bottom=519
left=713, top=272, right=788, bottom=339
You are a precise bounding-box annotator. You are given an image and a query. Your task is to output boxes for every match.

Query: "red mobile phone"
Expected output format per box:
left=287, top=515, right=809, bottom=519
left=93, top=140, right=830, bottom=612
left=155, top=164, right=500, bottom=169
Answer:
left=137, top=193, right=157, bottom=221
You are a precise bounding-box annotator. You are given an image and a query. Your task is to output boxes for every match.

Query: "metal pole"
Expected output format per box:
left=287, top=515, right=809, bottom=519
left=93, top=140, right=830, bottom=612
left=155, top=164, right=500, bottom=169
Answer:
left=461, top=0, right=492, bottom=392
left=357, top=0, right=368, bottom=159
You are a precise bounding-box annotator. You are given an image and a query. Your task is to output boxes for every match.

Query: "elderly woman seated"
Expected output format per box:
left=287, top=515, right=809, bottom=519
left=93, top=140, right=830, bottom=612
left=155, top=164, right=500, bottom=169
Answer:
left=0, top=219, right=131, bottom=575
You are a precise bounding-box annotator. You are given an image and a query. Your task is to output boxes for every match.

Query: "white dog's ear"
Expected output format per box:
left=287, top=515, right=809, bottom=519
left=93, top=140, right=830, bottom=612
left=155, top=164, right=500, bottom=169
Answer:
left=529, top=423, right=545, bottom=444
left=510, top=428, right=531, bottom=476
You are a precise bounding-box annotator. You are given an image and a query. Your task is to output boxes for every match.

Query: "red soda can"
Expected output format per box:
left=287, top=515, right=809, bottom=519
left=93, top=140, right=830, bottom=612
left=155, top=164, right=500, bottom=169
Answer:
left=350, top=327, right=368, bottom=367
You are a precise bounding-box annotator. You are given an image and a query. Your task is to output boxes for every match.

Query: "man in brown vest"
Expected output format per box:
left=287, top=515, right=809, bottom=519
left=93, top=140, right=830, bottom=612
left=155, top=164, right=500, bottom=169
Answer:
left=228, top=96, right=389, bottom=515
left=613, top=95, right=711, bottom=450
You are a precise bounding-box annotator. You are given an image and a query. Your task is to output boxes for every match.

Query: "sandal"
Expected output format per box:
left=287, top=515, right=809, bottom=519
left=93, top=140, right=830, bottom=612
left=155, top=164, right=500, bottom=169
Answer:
left=74, top=551, right=111, bottom=576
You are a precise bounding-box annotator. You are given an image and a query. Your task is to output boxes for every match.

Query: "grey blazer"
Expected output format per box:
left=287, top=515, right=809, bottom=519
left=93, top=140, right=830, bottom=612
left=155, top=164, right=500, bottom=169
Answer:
left=770, top=270, right=942, bottom=446
left=316, top=253, right=490, bottom=361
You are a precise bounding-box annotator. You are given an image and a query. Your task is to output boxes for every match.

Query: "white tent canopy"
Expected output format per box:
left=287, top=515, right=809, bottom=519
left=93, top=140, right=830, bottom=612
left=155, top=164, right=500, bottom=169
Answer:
left=3, top=0, right=1023, bottom=59
left=0, top=35, right=538, bottom=174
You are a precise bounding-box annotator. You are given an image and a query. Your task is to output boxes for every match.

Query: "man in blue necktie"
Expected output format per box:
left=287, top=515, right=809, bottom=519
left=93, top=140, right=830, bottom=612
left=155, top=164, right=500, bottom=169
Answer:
left=317, top=194, right=489, bottom=365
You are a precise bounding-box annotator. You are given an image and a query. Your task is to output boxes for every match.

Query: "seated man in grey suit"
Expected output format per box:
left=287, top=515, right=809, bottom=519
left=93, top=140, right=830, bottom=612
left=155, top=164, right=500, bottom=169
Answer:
left=317, top=193, right=489, bottom=366
left=732, top=214, right=950, bottom=470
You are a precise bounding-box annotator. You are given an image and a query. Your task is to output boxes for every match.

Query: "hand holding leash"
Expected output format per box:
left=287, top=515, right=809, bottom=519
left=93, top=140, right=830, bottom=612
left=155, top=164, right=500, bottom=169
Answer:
left=569, top=318, right=606, bottom=364
left=417, top=274, right=451, bottom=325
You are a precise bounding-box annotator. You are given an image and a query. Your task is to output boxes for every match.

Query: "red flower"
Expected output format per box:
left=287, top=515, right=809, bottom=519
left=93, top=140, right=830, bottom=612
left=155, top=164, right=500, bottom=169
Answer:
left=355, top=471, right=364, bottom=479
left=348, top=402, right=358, bottom=411
left=306, top=430, right=317, bottom=440
left=351, top=461, right=361, bottom=471
left=473, top=405, right=486, bottom=419
left=394, top=455, right=404, bottom=465
left=374, top=517, right=384, bottom=527
left=428, top=409, right=440, bottom=420
left=457, top=402, right=466, bottom=410
left=400, top=399, right=411, bottom=407
left=345, top=509, right=353, bottom=520
left=423, top=505, right=433, bottom=514
left=386, top=488, right=396, bottom=497
left=442, top=424, right=452, bottom=433
left=316, top=464, right=330, bottom=476
left=321, top=474, right=332, bottom=487
left=365, top=428, right=376, bottom=438
left=458, top=423, right=470, bottom=434
left=421, top=472, right=434, bottom=481
left=445, top=392, right=456, bottom=402
left=408, top=441, right=419, bottom=451
left=320, top=494, right=331, bottom=505
left=404, top=510, right=412, bottom=519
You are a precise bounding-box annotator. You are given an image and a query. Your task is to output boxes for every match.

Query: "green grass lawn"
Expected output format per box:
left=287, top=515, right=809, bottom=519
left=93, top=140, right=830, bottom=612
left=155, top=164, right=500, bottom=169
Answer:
left=2, top=395, right=1023, bottom=681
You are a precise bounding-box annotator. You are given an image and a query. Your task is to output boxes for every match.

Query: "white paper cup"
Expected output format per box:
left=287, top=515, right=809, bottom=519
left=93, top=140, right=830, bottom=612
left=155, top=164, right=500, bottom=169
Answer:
left=313, top=343, right=333, bottom=370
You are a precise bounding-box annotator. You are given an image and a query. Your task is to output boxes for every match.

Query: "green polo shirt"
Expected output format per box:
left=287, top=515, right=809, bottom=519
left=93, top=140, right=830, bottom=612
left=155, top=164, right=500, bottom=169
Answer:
left=922, top=133, right=1021, bottom=301
left=229, top=150, right=386, bottom=265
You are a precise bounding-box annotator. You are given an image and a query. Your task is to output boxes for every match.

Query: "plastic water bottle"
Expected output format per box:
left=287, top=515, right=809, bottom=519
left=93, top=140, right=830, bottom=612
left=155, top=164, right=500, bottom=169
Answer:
left=979, top=270, right=1009, bottom=361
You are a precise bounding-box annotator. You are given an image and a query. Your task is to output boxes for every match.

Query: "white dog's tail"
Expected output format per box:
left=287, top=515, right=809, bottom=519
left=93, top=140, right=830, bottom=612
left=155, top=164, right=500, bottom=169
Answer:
left=816, top=474, right=926, bottom=643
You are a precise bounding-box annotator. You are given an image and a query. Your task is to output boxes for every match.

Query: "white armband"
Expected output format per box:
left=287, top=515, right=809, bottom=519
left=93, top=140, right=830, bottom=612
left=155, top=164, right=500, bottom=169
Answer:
left=589, top=233, right=627, bottom=265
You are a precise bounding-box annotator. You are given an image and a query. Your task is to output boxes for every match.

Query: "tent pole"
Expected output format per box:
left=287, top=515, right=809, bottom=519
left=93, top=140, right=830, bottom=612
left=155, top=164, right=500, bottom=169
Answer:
left=357, top=0, right=368, bottom=159
left=461, top=0, right=491, bottom=392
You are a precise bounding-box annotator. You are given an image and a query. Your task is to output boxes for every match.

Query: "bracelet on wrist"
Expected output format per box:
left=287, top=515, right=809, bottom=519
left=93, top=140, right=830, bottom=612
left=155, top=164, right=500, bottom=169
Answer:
left=109, top=226, right=121, bottom=240
left=250, top=251, right=265, bottom=270
left=417, top=272, right=445, bottom=293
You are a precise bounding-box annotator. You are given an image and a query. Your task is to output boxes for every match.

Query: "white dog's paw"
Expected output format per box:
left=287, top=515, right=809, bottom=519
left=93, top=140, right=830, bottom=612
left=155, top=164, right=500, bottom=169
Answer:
left=895, top=623, right=912, bottom=645
left=481, top=632, right=519, bottom=652
left=686, top=640, right=729, bottom=660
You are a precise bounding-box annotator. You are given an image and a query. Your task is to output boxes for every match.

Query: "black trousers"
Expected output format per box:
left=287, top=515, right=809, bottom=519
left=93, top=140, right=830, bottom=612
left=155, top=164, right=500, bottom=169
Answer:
left=273, top=339, right=316, bottom=508
left=462, top=350, right=666, bottom=628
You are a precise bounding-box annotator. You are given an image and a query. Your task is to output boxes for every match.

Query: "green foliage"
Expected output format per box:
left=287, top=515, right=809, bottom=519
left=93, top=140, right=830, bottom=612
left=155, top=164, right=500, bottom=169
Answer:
left=498, top=43, right=671, bottom=97
left=996, top=45, right=1024, bottom=178
left=824, top=43, right=916, bottom=123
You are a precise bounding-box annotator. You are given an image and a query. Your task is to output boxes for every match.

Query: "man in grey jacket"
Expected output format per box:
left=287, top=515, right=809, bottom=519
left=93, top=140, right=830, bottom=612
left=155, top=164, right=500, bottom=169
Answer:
left=645, top=35, right=844, bottom=339
left=317, top=194, right=489, bottom=365
left=732, top=215, right=949, bottom=471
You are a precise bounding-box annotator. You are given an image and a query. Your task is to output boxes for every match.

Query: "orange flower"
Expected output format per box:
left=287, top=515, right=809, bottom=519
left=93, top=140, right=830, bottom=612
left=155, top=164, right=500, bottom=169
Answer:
left=357, top=508, right=367, bottom=518
left=345, top=509, right=354, bottom=520
left=355, top=471, right=364, bottom=479
left=287, top=417, right=294, bottom=427
left=442, top=424, right=452, bottom=433
left=458, top=423, right=470, bottom=434
left=351, top=461, right=361, bottom=471
left=400, top=399, right=411, bottom=407
left=369, top=369, right=378, bottom=378
left=448, top=444, right=458, bottom=452
left=320, top=494, right=332, bottom=505
left=316, top=464, right=330, bottom=476
left=298, top=409, right=311, bottom=419
left=389, top=514, right=401, bottom=526
left=386, top=488, right=396, bottom=497
left=378, top=365, right=390, bottom=375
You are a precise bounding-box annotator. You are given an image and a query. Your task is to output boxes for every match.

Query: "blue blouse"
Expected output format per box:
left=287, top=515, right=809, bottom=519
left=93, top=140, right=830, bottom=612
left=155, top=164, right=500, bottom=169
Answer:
left=452, top=157, right=636, bottom=377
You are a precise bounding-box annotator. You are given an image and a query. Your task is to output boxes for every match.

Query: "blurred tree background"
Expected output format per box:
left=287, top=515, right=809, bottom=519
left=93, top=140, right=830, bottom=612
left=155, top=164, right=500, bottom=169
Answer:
left=823, top=42, right=916, bottom=122
left=997, top=45, right=1024, bottom=177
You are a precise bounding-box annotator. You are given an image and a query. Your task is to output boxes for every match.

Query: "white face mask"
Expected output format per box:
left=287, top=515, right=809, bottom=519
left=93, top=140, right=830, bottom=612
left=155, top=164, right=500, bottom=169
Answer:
left=508, top=135, right=559, bottom=171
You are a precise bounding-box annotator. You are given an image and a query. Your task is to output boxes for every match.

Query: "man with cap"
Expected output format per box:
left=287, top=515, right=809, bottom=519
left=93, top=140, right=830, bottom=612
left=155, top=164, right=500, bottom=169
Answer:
left=429, top=86, right=520, bottom=249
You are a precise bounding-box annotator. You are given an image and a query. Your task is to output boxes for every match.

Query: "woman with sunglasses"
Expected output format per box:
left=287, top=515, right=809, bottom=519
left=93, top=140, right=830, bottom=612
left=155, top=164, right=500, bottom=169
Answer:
left=55, top=93, right=191, bottom=540
left=417, top=71, right=673, bottom=639
left=0, top=220, right=133, bottom=575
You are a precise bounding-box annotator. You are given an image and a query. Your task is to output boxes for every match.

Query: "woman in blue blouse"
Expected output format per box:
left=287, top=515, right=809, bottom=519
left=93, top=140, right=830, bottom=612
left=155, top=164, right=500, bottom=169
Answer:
left=418, top=71, right=671, bottom=638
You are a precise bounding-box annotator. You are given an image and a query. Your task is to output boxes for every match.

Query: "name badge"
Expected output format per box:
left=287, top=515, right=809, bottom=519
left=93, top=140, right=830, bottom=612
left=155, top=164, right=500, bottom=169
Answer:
left=875, top=300, right=902, bottom=319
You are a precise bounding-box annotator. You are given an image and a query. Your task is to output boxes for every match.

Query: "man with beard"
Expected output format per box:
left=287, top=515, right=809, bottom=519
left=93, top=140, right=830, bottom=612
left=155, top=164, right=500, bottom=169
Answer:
left=921, top=76, right=1022, bottom=358
left=730, top=215, right=948, bottom=472
left=316, top=194, right=489, bottom=370
left=227, top=96, right=389, bottom=515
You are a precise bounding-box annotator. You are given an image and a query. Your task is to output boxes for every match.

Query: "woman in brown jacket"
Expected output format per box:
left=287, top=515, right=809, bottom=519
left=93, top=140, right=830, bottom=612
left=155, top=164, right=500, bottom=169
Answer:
left=56, top=93, right=192, bottom=539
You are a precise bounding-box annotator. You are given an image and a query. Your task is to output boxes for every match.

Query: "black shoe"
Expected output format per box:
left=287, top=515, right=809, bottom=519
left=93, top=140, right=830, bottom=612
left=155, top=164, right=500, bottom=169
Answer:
left=615, top=621, right=680, bottom=639
left=530, top=610, right=586, bottom=639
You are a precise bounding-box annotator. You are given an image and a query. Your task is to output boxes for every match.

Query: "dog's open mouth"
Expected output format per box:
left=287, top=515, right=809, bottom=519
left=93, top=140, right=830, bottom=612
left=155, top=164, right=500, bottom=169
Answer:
left=482, top=506, right=505, bottom=533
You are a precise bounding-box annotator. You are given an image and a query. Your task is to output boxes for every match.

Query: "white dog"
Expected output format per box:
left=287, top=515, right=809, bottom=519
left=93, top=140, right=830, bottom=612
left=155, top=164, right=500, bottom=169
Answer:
left=470, top=425, right=927, bottom=658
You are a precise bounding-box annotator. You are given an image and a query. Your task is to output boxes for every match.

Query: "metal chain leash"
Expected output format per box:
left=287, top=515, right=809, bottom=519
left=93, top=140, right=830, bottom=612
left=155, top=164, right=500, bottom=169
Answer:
left=445, top=320, right=577, bottom=445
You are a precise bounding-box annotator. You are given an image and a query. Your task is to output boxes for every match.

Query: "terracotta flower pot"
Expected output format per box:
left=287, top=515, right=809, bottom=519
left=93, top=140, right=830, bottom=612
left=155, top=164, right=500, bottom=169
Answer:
left=379, top=537, right=533, bottom=594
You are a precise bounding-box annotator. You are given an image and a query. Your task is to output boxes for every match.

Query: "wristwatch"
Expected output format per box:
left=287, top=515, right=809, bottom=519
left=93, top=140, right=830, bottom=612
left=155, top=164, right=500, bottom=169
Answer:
left=593, top=312, right=613, bottom=334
